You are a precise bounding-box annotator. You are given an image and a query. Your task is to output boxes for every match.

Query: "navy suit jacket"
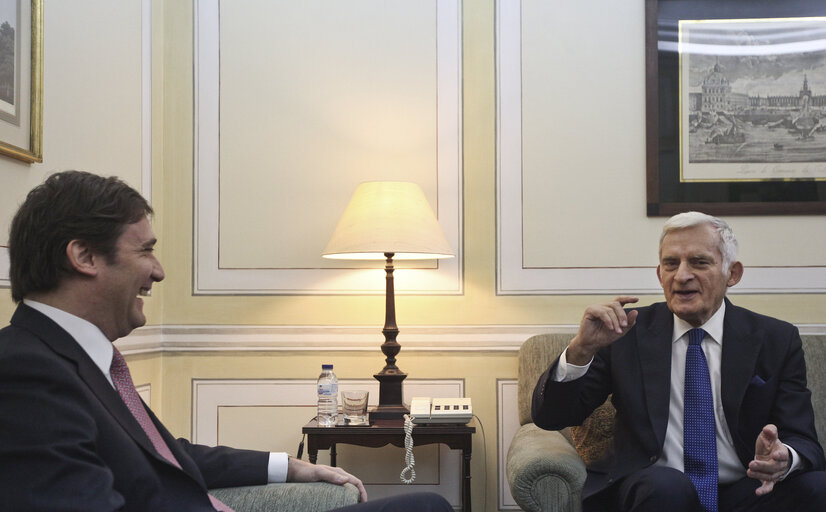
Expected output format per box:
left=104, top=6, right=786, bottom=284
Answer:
left=532, top=299, right=825, bottom=498
left=0, top=304, right=269, bottom=511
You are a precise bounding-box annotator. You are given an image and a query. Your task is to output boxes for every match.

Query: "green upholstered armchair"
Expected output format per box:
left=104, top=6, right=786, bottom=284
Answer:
left=506, top=333, right=586, bottom=512
left=211, top=482, right=360, bottom=512
left=506, top=332, right=826, bottom=512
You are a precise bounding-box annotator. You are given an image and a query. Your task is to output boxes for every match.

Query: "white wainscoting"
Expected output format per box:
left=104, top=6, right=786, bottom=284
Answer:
left=192, top=378, right=467, bottom=507
left=119, top=322, right=825, bottom=355
left=118, top=323, right=573, bottom=354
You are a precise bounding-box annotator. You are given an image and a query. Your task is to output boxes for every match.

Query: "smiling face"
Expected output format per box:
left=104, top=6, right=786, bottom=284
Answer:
left=96, top=217, right=165, bottom=340
left=657, top=223, right=743, bottom=327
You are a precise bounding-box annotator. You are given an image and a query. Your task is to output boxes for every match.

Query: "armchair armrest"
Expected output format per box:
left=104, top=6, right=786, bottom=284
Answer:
left=210, top=482, right=360, bottom=512
left=507, top=423, right=587, bottom=512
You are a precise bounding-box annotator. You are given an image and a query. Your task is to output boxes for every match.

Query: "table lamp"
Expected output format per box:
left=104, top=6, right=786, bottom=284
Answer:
left=322, top=181, right=454, bottom=420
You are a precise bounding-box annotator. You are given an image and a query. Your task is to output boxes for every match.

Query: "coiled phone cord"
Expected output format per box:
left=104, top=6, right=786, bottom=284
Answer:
left=400, top=414, right=416, bottom=484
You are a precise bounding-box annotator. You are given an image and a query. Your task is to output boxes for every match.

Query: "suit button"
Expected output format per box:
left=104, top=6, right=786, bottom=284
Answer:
left=649, top=455, right=657, bottom=462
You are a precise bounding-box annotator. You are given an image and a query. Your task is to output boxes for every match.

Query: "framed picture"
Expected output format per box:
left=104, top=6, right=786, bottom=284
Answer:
left=646, top=0, right=826, bottom=215
left=0, top=0, right=42, bottom=163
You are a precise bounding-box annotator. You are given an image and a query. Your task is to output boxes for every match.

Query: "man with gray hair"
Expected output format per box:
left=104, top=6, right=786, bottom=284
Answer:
left=532, top=211, right=826, bottom=511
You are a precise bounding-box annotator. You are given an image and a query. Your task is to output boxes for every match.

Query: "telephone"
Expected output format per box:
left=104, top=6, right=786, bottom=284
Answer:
left=408, top=397, right=472, bottom=424
left=401, top=397, right=473, bottom=484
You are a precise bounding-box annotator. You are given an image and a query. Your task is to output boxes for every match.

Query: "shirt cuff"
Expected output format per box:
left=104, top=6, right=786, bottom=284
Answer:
left=552, top=347, right=592, bottom=382
left=267, top=452, right=289, bottom=483
left=778, top=444, right=804, bottom=481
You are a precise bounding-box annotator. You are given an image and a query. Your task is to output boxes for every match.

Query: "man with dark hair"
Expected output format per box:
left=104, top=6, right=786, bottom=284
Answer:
left=533, top=211, right=826, bottom=512
left=0, top=170, right=451, bottom=511
left=9, top=170, right=154, bottom=303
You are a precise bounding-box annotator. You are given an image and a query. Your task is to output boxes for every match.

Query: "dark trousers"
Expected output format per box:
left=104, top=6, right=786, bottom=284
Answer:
left=333, top=492, right=453, bottom=512
left=584, top=466, right=826, bottom=512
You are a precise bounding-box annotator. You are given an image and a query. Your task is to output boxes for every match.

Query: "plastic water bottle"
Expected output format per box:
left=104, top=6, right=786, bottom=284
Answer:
left=316, top=364, right=339, bottom=427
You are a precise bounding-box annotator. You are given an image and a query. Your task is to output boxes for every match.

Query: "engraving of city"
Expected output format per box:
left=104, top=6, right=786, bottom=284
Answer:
left=681, top=18, right=826, bottom=181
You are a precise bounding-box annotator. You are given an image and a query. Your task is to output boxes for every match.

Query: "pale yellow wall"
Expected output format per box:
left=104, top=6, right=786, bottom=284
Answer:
left=3, top=2, right=823, bottom=324
left=0, top=1, right=825, bottom=510
left=0, top=0, right=162, bottom=323
left=155, top=0, right=825, bottom=328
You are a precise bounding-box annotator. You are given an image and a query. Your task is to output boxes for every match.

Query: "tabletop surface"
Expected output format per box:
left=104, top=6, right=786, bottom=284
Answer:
left=303, top=418, right=476, bottom=434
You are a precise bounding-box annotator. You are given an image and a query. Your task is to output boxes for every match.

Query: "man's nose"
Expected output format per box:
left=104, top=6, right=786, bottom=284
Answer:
left=152, top=257, right=165, bottom=282
left=675, top=261, right=693, bottom=281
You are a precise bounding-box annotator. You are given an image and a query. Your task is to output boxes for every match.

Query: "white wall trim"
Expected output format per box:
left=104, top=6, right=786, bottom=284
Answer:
left=117, top=323, right=576, bottom=354
left=193, top=0, right=464, bottom=295
left=141, top=0, right=152, bottom=204
left=115, top=322, right=826, bottom=355
left=0, top=247, right=8, bottom=287
left=494, top=0, right=826, bottom=295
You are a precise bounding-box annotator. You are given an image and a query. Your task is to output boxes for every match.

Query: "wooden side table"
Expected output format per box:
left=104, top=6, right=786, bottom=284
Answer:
left=302, top=418, right=476, bottom=512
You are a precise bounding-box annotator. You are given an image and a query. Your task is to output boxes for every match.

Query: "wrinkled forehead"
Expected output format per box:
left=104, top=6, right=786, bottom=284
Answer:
left=658, top=224, right=723, bottom=259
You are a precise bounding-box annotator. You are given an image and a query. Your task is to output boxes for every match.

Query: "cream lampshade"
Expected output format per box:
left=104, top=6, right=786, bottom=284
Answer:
left=323, top=181, right=454, bottom=420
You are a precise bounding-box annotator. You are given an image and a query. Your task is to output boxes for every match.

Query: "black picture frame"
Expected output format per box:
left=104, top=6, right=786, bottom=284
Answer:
left=646, top=0, right=826, bottom=215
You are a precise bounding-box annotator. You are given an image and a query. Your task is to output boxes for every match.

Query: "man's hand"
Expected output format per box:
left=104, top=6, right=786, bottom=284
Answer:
left=287, top=457, right=368, bottom=502
left=748, top=424, right=790, bottom=496
left=566, top=296, right=640, bottom=365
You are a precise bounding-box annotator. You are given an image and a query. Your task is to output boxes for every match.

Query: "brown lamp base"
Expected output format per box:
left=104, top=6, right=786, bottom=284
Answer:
left=370, top=370, right=408, bottom=420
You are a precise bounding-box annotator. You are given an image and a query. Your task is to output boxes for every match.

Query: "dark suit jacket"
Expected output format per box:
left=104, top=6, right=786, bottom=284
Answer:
left=0, top=304, right=270, bottom=511
left=532, top=299, right=825, bottom=498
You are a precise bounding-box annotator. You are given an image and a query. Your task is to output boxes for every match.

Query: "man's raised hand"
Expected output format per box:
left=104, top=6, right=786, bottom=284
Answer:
left=566, top=296, right=639, bottom=365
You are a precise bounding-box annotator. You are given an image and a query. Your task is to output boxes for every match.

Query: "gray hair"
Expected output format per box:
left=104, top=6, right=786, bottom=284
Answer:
left=660, top=211, right=738, bottom=273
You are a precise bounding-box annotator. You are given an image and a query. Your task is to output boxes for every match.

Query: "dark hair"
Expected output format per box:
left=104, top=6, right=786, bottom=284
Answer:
left=8, top=170, right=152, bottom=302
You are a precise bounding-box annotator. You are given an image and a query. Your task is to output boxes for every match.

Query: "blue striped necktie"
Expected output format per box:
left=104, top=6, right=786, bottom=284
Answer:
left=683, top=328, right=718, bottom=512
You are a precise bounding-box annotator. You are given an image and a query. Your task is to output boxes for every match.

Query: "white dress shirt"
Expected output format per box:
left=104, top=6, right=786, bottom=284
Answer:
left=554, top=301, right=800, bottom=483
left=23, top=299, right=288, bottom=483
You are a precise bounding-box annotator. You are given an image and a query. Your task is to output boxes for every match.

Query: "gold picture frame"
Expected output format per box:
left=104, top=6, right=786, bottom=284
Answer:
left=0, top=0, right=42, bottom=163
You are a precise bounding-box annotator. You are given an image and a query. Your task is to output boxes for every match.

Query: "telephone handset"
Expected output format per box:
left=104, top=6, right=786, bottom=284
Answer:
left=409, top=397, right=472, bottom=424
left=401, top=397, right=473, bottom=485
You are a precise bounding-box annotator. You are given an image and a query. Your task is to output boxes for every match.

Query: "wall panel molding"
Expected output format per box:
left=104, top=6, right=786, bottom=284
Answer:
left=116, top=322, right=826, bottom=356
left=193, top=0, right=463, bottom=295
left=117, top=323, right=577, bottom=355
left=498, top=379, right=520, bottom=510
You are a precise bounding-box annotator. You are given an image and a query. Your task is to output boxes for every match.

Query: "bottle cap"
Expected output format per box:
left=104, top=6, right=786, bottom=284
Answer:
left=322, top=364, right=333, bottom=370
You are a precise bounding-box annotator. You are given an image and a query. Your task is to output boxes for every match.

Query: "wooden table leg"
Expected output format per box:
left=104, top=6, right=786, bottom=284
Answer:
left=308, top=437, right=318, bottom=464
left=463, top=449, right=472, bottom=512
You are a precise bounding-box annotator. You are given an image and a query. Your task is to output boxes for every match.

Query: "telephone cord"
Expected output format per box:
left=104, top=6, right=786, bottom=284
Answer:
left=400, top=414, right=416, bottom=484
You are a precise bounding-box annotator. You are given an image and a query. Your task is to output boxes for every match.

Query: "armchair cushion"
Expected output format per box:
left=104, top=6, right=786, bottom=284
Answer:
left=570, top=399, right=615, bottom=466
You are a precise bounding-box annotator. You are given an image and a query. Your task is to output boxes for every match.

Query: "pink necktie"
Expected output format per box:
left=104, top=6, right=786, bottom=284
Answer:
left=111, top=348, right=234, bottom=512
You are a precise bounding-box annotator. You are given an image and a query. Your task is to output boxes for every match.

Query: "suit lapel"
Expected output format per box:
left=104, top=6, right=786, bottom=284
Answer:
left=720, top=299, right=761, bottom=457
left=636, top=303, right=674, bottom=448
left=11, top=305, right=185, bottom=471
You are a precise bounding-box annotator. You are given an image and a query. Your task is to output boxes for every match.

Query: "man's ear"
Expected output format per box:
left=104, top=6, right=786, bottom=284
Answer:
left=656, top=265, right=663, bottom=285
left=65, top=240, right=99, bottom=277
left=726, top=261, right=743, bottom=287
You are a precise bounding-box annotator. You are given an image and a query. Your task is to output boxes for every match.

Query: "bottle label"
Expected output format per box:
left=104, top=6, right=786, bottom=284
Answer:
left=318, top=382, right=338, bottom=395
